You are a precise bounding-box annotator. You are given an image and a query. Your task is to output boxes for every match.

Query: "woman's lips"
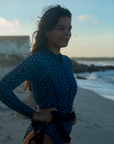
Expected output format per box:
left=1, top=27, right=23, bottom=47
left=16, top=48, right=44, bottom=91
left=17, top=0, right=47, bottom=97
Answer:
left=61, top=38, right=69, bottom=42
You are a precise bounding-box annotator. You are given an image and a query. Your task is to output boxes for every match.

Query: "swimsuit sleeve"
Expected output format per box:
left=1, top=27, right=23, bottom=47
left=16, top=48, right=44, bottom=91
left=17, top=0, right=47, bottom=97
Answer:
left=0, top=54, right=38, bottom=119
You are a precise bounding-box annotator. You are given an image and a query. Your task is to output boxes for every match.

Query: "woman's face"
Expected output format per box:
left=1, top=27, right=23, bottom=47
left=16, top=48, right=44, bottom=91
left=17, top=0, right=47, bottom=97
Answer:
left=46, top=16, right=72, bottom=49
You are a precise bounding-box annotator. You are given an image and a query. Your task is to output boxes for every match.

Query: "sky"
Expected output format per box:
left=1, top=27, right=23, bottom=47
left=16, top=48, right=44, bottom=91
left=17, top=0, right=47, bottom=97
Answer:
left=0, top=0, right=114, bottom=57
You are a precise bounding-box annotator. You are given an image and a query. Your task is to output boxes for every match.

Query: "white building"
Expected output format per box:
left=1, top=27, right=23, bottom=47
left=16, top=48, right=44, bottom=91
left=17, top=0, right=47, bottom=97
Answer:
left=0, top=36, right=30, bottom=58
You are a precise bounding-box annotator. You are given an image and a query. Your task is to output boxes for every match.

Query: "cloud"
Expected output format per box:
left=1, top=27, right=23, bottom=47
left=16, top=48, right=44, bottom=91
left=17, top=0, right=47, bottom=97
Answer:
left=94, top=18, right=100, bottom=24
left=77, top=15, right=89, bottom=20
left=0, top=17, right=35, bottom=36
left=0, top=17, right=20, bottom=34
left=77, top=15, right=100, bottom=24
left=0, top=17, right=20, bottom=26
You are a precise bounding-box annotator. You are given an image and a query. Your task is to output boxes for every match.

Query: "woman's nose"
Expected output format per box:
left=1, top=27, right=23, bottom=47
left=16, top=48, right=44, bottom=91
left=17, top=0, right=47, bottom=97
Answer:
left=64, top=30, right=71, bottom=36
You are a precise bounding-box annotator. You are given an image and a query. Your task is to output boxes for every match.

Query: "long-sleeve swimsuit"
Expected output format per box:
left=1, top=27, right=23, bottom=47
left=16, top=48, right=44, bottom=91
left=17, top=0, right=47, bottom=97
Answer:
left=0, top=47, right=77, bottom=144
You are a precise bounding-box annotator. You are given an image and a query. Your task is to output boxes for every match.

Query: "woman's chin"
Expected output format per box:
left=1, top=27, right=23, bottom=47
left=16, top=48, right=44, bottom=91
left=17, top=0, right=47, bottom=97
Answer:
left=60, top=42, right=69, bottom=48
left=61, top=44, right=68, bottom=48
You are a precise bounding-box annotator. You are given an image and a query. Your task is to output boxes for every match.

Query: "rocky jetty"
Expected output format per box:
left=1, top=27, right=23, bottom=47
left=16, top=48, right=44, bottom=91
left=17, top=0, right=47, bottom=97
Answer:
left=71, top=59, right=114, bottom=73
left=76, top=75, right=87, bottom=80
left=0, top=54, right=24, bottom=66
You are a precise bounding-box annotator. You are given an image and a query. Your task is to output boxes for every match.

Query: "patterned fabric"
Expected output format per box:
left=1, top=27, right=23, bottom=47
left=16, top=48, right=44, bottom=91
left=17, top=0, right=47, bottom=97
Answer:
left=0, top=47, right=77, bottom=144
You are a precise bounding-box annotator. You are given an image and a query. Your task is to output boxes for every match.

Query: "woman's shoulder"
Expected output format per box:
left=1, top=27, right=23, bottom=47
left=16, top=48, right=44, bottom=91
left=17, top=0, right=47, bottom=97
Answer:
left=24, top=50, right=53, bottom=70
left=62, top=54, right=72, bottom=64
left=24, top=50, right=46, bottom=63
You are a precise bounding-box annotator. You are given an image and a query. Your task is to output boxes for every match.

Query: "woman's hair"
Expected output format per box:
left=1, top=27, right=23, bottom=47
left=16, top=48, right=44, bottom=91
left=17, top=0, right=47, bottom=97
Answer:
left=23, top=5, right=72, bottom=91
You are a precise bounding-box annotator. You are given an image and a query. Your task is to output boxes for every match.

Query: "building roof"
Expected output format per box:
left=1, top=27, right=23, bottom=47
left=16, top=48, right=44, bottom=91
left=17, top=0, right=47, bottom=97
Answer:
left=0, top=36, right=30, bottom=41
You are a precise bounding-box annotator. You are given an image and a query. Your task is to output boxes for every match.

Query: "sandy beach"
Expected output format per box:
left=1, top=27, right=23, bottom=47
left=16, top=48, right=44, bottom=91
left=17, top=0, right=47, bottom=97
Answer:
left=0, top=66, right=114, bottom=144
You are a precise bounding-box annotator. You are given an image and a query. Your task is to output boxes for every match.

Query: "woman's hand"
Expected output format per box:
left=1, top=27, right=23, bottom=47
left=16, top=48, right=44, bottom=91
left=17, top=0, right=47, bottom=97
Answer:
left=72, top=117, right=77, bottom=126
left=31, top=107, right=57, bottom=123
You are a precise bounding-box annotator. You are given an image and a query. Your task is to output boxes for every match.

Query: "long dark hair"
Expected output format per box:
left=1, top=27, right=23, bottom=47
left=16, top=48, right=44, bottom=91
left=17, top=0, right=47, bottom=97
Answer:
left=23, top=5, right=72, bottom=91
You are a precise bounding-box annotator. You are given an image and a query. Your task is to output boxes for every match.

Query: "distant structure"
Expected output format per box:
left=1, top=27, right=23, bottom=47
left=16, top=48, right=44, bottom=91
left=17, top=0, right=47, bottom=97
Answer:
left=0, top=36, right=30, bottom=58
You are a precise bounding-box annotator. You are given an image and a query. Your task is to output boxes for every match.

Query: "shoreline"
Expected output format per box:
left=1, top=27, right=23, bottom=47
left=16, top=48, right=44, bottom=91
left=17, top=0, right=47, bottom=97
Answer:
left=74, top=69, right=114, bottom=102
left=100, top=94, right=114, bottom=101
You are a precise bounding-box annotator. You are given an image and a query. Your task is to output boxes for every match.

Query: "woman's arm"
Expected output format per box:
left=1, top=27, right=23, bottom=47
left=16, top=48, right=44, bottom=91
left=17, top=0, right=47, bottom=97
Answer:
left=0, top=54, right=39, bottom=119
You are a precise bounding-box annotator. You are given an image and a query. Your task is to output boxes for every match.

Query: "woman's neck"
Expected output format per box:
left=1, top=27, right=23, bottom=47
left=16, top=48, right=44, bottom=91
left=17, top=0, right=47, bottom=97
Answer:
left=46, top=45, right=61, bottom=55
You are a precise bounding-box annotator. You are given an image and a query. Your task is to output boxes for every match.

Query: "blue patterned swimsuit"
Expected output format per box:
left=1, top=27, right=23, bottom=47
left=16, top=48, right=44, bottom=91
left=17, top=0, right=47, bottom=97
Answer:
left=0, top=47, right=77, bottom=144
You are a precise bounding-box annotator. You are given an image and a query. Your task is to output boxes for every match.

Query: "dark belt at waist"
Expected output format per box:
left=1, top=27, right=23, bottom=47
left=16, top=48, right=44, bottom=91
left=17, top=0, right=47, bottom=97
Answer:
left=51, top=110, right=76, bottom=123
left=29, top=110, right=76, bottom=144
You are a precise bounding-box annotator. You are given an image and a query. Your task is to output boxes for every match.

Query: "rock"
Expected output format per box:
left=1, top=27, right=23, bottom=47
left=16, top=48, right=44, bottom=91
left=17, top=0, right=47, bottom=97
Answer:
left=71, top=59, right=114, bottom=73
left=76, top=76, right=87, bottom=80
left=0, top=53, right=24, bottom=66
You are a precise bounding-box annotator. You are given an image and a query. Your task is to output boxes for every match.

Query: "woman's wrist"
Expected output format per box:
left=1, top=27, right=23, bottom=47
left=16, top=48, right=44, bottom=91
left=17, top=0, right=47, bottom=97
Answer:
left=31, top=111, right=37, bottom=121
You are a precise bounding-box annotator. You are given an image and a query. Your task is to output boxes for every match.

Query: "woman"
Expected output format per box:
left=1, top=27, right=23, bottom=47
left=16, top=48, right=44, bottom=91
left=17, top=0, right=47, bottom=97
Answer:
left=0, top=5, right=77, bottom=144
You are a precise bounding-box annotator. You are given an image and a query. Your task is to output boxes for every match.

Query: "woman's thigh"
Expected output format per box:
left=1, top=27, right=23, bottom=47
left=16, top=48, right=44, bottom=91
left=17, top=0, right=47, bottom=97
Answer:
left=23, top=130, right=53, bottom=144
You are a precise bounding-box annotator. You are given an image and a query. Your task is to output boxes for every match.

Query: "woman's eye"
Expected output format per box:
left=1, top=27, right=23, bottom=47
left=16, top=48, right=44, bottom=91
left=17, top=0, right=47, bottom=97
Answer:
left=68, top=28, right=71, bottom=31
left=59, top=28, right=64, bottom=30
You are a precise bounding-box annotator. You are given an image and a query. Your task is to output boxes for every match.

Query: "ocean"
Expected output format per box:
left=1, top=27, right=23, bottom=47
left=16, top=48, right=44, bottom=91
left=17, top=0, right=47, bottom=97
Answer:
left=74, top=59, right=114, bottom=101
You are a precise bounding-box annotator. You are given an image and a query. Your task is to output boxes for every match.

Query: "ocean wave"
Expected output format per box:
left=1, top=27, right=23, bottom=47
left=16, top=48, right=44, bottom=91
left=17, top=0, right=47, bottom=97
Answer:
left=74, top=69, right=114, bottom=101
